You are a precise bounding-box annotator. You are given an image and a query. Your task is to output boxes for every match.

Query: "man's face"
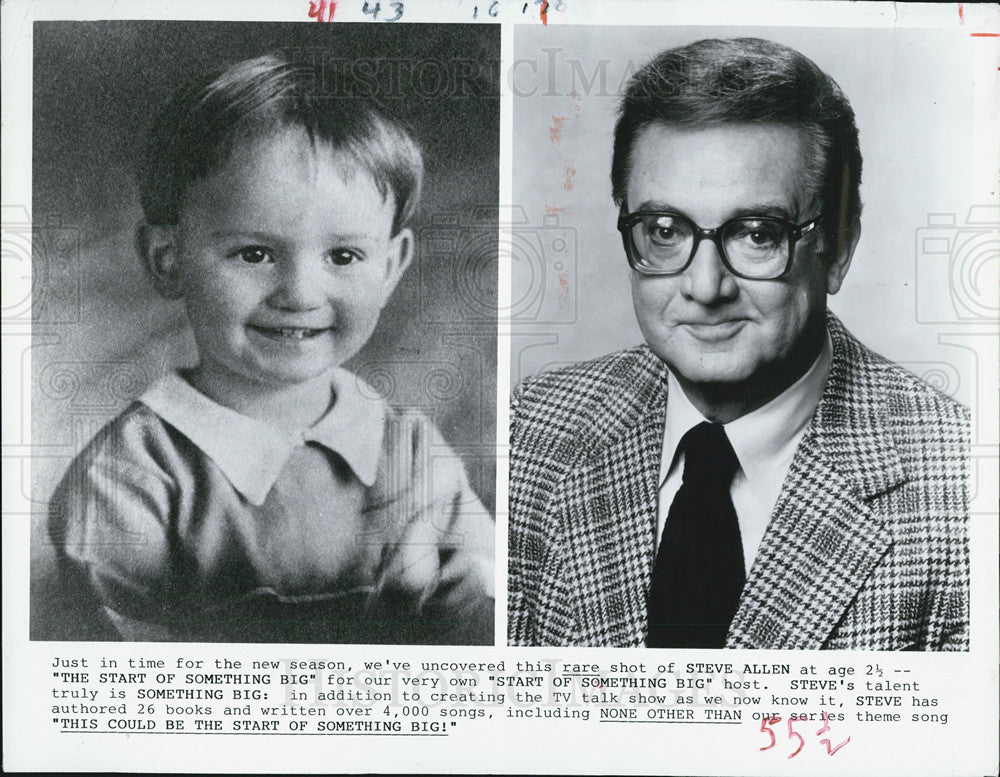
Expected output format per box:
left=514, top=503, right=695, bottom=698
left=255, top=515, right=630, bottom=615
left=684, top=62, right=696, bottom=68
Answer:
left=625, top=122, right=852, bottom=404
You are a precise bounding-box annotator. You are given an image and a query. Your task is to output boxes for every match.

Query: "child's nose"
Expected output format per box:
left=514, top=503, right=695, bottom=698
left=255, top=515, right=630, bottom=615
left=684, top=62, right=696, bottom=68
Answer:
left=267, top=259, right=327, bottom=311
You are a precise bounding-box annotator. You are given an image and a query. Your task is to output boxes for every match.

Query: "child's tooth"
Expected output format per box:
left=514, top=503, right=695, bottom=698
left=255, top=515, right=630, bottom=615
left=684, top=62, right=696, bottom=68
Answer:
left=267, top=326, right=319, bottom=339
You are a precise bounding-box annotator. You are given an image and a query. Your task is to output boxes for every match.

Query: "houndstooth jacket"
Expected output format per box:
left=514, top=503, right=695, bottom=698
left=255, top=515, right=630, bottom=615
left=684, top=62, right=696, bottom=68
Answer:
left=507, top=314, right=970, bottom=650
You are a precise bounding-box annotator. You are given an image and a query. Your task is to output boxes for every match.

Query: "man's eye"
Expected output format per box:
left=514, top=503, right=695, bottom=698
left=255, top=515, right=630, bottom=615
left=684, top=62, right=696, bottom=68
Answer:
left=329, top=249, right=364, bottom=266
left=644, top=217, right=685, bottom=245
left=237, top=247, right=273, bottom=264
left=749, top=229, right=777, bottom=245
left=734, top=221, right=783, bottom=248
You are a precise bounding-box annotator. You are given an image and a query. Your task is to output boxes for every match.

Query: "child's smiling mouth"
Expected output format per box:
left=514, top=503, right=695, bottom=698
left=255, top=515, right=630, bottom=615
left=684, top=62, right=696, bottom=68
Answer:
left=248, top=324, right=332, bottom=341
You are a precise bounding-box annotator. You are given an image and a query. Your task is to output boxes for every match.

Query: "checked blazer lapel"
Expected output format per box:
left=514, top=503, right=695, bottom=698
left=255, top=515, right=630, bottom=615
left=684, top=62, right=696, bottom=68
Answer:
left=726, top=315, right=906, bottom=649
left=556, top=349, right=668, bottom=646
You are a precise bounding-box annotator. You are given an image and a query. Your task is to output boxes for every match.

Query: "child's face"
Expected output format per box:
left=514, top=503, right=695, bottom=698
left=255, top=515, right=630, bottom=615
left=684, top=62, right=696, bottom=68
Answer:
left=152, top=128, right=411, bottom=395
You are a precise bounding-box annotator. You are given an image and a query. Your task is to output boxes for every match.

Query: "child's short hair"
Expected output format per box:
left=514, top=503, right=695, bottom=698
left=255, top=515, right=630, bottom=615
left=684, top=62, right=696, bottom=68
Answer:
left=138, top=53, right=423, bottom=234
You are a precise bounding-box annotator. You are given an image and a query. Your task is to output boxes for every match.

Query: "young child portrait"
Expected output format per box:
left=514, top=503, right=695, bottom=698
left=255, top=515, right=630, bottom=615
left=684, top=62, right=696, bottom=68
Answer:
left=30, top=22, right=499, bottom=644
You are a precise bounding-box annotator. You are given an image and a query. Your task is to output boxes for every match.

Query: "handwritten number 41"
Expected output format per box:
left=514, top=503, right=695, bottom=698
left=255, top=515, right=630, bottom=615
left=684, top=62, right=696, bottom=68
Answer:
left=759, top=711, right=851, bottom=758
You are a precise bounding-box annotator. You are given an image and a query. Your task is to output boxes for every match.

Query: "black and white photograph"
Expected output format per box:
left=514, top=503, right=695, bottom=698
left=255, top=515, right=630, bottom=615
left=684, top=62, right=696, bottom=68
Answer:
left=27, top=21, right=499, bottom=645
left=507, top=25, right=987, bottom=650
left=2, top=2, right=997, bottom=775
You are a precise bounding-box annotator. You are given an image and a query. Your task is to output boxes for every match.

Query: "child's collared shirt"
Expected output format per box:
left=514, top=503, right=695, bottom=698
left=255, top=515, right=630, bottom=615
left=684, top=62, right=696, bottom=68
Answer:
left=48, top=368, right=494, bottom=644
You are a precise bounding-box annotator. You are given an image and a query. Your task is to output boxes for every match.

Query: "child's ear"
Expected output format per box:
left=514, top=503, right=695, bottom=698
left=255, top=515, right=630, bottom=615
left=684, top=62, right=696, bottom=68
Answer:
left=136, top=223, right=184, bottom=299
left=380, top=227, right=415, bottom=305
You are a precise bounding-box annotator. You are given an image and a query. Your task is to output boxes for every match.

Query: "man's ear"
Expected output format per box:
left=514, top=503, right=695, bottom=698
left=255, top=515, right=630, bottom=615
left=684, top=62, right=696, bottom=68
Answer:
left=380, top=227, right=415, bottom=306
left=136, top=222, right=184, bottom=299
left=826, top=217, right=860, bottom=296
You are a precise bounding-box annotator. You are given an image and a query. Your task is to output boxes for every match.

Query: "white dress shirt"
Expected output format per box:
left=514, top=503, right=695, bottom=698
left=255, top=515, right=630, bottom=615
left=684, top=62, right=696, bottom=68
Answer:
left=657, top=334, right=833, bottom=574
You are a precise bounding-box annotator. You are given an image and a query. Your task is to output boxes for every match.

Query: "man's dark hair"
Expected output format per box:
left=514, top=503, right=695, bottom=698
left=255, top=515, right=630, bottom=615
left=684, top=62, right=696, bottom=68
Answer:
left=612, top=37, right=862, bottom=254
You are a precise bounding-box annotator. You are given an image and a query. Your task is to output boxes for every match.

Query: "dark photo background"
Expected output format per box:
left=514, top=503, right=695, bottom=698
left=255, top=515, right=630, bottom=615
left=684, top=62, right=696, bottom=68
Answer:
left=30, top=21, right=499, bottom=637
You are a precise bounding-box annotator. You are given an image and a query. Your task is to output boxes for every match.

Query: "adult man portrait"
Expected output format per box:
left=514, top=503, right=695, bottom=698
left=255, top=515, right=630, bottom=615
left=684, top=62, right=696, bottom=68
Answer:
left=507, top=37, right=970, bottom=650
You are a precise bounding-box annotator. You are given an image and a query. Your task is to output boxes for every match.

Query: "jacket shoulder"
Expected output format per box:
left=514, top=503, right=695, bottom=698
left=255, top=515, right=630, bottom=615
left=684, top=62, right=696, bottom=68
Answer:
left=850, top=335, right=969, bottom=436
left=825, top=320, right=970, bottom=497
left=511, top=345, right=666, bottom=449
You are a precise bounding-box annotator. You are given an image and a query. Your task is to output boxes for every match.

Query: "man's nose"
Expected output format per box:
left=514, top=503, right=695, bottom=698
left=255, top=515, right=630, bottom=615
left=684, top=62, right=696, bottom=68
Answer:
left=681, top=238, right=739, bottom=304
left=267, top=257, right=327, bottom=311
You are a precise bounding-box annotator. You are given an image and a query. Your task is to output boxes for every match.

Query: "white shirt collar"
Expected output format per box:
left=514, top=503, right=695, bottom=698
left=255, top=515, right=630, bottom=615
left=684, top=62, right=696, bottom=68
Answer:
left=140, top=368, right=386, bottom=505
left=661, top=333, right=833, bottom=505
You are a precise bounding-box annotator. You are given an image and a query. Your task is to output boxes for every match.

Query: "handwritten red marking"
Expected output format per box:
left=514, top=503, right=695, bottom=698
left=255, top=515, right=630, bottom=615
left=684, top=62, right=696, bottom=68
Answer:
left=308, top=0, right=336, bottom=21
left=958, top=4, right=964, bottom=24
left=563, top=162, right=576, bottom=191
left=544, top=205, right=564, bottom=216
left=819, top=737, right=852, bottom=756
left=759, top=711, right=851, bottom=758
left=971, top=32, right=999, bottom=36
left=540, top=0, right=548, bottom=24
left=549, top=116, right=567, bottom=144
left=786, top=717, right=805, bottom=759
left=817, top=710, right=851, bottom=755
left=758, top=716, right=780, bottom=751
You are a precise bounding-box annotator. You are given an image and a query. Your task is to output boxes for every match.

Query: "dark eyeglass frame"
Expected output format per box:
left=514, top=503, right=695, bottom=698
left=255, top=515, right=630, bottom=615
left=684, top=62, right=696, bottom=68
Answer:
left=617, top=206, right=821, bottom=280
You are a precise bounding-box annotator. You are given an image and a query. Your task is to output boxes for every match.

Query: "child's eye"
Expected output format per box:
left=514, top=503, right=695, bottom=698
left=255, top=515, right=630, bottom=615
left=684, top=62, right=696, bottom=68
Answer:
left=329, top=249, right=364, bottom=266
left=236, top=246, right=273, bottom=264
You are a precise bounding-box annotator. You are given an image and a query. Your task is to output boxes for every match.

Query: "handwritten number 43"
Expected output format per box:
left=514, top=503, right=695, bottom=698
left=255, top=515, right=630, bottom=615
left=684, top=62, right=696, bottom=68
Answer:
left=759, top=711, right=851, bottom=758
left=362, top=2, right=405, bottom=22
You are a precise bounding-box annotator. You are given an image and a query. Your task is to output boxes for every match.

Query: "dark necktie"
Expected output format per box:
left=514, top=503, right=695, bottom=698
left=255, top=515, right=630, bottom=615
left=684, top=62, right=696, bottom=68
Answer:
left=646, top=421, right=746, bottom=648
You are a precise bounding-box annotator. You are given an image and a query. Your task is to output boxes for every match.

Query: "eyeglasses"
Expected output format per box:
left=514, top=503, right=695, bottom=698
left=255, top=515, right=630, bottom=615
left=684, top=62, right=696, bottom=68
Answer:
left=617, top=207, right=821, bottom=280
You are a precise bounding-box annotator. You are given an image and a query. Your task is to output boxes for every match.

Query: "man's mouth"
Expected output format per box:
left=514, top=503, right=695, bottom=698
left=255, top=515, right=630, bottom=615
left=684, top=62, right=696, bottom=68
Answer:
left=249, top=325, right=331, bottom=341
left=681, top=319, right=747, bottom=341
